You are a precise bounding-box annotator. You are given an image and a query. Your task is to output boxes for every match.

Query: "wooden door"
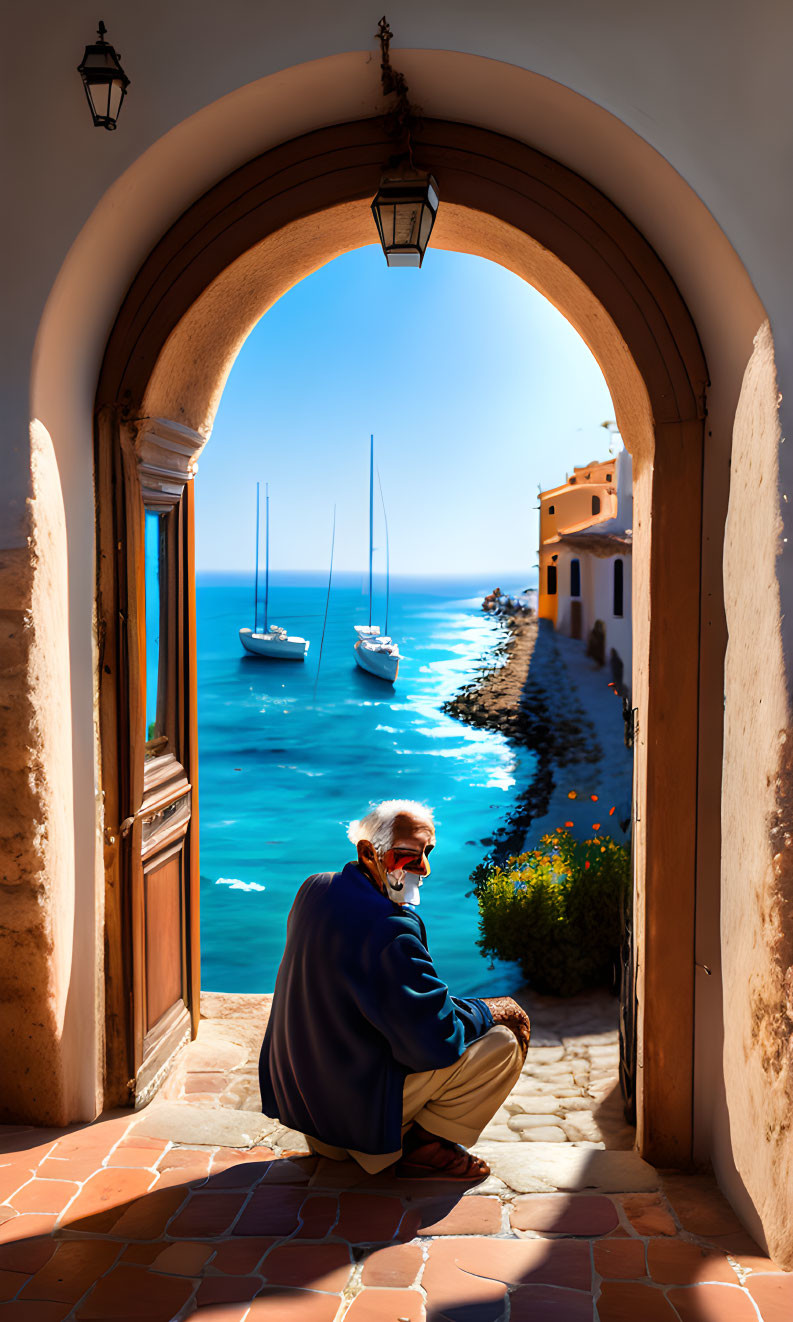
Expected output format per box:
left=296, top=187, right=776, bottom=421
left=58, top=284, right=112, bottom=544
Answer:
left=98, top=412, right=204, bottom=1108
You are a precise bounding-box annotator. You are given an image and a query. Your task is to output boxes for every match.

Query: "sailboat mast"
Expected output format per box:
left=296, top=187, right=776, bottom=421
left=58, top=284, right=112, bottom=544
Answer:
left=253, top=481, right=260, bottom=632
left=368, top=435, right=374, bottom=628
left=264, top=483, right=270, bottom=634
left=377, top=468, right=390, bottom=637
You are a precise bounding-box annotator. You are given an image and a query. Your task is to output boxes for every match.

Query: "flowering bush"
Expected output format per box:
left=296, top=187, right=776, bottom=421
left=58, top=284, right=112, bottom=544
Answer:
left=472, top=829, right=630, bottom=997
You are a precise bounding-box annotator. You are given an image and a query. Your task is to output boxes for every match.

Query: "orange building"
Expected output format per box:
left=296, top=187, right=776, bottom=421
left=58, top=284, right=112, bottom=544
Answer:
left=538, top=449, right=632, bottom=681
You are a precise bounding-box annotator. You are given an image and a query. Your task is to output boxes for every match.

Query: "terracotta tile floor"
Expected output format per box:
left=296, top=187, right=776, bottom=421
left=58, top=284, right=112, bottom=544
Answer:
left=0, top=1113, right=790, bottom=1321
left=1, top=988, right=789, bottom=1318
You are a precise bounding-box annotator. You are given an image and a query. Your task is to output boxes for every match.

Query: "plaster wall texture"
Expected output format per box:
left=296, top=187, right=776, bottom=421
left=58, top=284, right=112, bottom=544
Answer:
left=537, top=551, right=559, bottom=626
left=564, top=450, right=633, bottom=543
left=722, top=322, right=793, bottom=1268
left=551, top=547, right=582, bottom=639
left=551, top=549, right=576, bottom=636
left=544, top=458, right=615, bottom=493
left=553, top=548, right=632, bottom=681
left=545, top=452, right=633, bottom=667
left=613, top=450, right=633, bottom=535
left=600, top=559, right=631, bottom=678
left=592, top=557, right=631, bottom=679
left=0, top=0, right=789, bottom=1258
left=543, top=486, right=618, bottom=539
left=0, top=421, right=86, bottom=1123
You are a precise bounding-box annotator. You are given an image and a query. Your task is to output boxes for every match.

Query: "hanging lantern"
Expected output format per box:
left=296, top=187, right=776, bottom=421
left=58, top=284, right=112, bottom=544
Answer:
left=77, top=21, right=130, bottom=130
left=371, top=172, right=440, bottom=268
left=371, top=18, right=439, bottom=268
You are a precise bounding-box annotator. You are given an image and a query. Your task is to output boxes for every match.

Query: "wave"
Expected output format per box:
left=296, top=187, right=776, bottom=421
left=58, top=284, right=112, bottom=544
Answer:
left=215, top=876, right=266, bottom=892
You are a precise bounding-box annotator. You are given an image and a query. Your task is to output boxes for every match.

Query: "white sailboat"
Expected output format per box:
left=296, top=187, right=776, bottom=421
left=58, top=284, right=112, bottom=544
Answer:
left=239, top=483, right=309, bottom=661
left=353, top=436, right=400, bottom=683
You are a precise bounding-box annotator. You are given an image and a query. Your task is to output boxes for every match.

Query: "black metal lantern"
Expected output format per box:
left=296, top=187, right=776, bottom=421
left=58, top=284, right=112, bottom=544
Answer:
left=77, top=21, right=130, bottom=130
left=372, top=17, right=439, bottom=268
left=371, top=172, right=439, bottom=268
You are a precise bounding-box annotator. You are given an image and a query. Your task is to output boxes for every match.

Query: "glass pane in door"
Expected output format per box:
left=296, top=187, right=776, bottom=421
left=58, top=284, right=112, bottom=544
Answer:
left=144, top=510, right=167, bottom=753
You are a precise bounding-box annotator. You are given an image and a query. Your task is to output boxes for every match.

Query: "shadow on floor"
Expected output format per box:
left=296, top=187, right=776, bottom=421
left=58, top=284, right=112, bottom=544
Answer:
left=0, top=1123, right=782, bottom=1322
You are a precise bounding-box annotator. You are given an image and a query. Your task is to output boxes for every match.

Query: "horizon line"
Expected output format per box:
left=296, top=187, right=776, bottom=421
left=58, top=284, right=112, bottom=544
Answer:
left=195, top=567, right=539, bottom=579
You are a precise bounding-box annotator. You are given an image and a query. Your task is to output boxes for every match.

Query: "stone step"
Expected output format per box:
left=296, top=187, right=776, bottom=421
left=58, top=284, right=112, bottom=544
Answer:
left=471, top=1140, right=660, bottom=1195
left=562, top=1031, right=619, bottom=1048
left=131, top=1101, right=277, bottom=1149
left=518, top=1124, right=567, bottom=1142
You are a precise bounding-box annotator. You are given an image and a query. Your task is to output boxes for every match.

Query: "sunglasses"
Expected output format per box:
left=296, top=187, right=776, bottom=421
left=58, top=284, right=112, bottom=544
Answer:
left=381, top=845, right=433, bottom=875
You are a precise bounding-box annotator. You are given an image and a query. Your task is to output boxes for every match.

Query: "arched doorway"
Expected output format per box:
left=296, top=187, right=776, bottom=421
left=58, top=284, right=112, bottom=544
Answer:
left=95, top=117, right=707, bottom=1165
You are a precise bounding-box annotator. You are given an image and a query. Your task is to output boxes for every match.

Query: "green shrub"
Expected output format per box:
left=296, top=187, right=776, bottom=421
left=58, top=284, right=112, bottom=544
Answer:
left=472, top=829, right=630, bottom=997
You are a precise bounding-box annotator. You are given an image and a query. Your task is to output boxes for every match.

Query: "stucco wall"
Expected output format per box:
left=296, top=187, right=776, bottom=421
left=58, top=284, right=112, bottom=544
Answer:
left=594, top=556, right=632, bottom=677
left=538, top=551, right=559, bottom=625
left=722, top=322, right=793, bottom=1267
left=553, top=548, right=632, bottom=679
left=603, top=560, right=632, bottom=679
left=0, top=423, right=96, bottom=1123
left=542, top=485, right=618, bottom=540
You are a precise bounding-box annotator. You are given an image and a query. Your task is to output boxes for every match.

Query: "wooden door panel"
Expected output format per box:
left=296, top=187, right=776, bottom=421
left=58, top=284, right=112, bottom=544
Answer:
left=135, top=749, right=192, bottom=1103
left=137, top=829, right=192, bottom=1107
left=144, top=855, right=184, bottom=1031
left=98, top=414, right=202, bottom=1109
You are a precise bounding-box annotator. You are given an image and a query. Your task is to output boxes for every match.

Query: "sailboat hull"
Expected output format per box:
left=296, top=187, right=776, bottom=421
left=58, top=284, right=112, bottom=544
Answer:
left=239, top=628, right=309, bottom=660
left=354, top=639, right=399, bottom=682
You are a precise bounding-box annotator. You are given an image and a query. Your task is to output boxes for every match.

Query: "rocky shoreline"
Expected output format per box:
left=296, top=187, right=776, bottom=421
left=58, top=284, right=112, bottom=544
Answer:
left=444, top=610, right=604, bottom=861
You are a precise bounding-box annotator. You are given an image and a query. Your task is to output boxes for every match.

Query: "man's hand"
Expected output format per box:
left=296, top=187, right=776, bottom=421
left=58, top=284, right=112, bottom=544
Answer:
left=481, top=996, right=531, bottom=1058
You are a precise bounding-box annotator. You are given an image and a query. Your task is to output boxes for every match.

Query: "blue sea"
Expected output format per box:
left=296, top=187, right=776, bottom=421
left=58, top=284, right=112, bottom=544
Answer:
left=197, top=571, right=534, bottom=997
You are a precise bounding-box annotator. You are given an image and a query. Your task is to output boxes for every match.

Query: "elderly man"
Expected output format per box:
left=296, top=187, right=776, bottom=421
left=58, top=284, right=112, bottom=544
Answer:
left=259, top=799, right=530, bottom=1179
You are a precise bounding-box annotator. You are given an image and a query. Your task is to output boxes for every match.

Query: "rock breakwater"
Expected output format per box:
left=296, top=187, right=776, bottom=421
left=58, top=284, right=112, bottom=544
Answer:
left=444, top=613, right=603, bottom=859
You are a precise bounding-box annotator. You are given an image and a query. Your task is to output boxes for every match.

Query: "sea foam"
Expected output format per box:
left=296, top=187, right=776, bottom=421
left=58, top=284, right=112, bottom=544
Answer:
left=215, top=877, right=265, bottom=892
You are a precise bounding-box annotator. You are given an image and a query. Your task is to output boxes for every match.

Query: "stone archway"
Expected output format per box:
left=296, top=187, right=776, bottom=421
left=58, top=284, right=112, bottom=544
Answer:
left=96, top=117, right=707, bottom=1166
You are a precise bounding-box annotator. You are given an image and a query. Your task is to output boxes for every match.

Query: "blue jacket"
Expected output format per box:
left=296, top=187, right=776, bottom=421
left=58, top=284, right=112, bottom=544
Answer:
left=258, top=862, right=494, bottom=1155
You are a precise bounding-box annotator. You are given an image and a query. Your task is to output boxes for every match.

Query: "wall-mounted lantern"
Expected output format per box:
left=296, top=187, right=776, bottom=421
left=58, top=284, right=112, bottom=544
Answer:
left=371, top=16, right=439, bottom=267
left=77, top=21, right=130, bottom=130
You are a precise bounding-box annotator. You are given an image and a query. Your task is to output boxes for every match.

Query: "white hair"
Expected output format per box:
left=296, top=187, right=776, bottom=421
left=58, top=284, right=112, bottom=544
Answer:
left=347, top=799, right=435, bottom=855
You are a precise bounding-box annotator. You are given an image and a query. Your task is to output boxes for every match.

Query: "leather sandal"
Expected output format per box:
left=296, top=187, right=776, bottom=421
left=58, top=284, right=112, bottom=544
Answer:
left=394, top=1138, right=490, bottom=1181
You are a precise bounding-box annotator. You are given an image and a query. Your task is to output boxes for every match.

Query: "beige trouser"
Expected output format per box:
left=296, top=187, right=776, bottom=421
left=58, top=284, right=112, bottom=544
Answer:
left=305, top=1024, right=524, bottom=1174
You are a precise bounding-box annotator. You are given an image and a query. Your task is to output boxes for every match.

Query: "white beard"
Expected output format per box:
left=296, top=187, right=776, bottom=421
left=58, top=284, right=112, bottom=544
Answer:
left=386, top=870, right=422, bottom=906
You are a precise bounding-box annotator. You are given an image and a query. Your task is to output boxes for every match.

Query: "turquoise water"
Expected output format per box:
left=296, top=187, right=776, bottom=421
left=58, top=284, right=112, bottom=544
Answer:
left=197, top=572, right=533, bottom=997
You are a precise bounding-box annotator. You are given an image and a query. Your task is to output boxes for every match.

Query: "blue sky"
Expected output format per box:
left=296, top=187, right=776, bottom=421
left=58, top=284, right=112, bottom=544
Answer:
left=195, top=245, right=616, bottom=579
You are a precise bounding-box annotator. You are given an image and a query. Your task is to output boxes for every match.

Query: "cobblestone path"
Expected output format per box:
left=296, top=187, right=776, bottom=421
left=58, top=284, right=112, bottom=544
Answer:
left=0, top=992, right=789, bottom=1320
